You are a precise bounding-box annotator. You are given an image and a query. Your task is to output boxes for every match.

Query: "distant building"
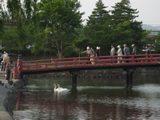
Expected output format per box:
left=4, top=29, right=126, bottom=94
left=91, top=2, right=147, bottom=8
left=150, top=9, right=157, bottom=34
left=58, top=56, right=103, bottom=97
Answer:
left=142, top=30, right=160, bottom=52
left=147, top=30, right=160, bottom=38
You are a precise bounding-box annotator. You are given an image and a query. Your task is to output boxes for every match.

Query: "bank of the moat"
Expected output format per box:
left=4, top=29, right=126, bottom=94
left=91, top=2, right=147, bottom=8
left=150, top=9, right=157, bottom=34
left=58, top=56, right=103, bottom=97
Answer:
left=0, top=78, right=25, bottom=120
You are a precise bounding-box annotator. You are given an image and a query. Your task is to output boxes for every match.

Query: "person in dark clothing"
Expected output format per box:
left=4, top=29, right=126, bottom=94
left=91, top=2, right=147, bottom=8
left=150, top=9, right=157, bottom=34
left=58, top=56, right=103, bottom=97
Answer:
left=145, top=45, right=151, bottom=62
left=131, top=44, right=136, bottom=55
left=146, top=45, right=151, bottom=54
left=96, top=46, right=100, bottom=57
left=131, top=44, right=137, bottom=62
left=123, top=44, right=130, bottom=63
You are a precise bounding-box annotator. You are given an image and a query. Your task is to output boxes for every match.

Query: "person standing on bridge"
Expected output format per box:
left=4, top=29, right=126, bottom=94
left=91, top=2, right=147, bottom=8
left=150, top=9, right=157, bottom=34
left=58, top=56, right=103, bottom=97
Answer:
left=90, top=48, right=96, bottom=65
left=110, top=45, right=116, bottom=56
left=131, top=44, right=137, bottom=62
left=131, top=44, right=136, bottom=55
left=123, top=44, right=130, bottom=55
left=123, top=44, right=130, bottom=63
left=145, top=45, right=151, bottom=54
left=145, top=45, right=151, bottom=62
left=82, top=46, right=91, bottom=64
left=117, top=45, right=123, bottom=63
left=96, top=46, right=100, bottom=57
left=83, top=46, right=91, bottom=57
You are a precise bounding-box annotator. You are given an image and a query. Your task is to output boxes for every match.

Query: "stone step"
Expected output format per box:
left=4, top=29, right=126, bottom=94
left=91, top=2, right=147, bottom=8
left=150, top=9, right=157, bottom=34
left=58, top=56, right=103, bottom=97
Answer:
left=0, top=72, right=6, bottom=79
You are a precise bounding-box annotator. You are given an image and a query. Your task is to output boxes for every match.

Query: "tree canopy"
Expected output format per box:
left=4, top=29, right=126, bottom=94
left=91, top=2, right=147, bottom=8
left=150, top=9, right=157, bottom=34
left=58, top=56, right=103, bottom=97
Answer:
left=0, top=0, right=148, bottom=58
left=78, top=0, right=145, bottom=55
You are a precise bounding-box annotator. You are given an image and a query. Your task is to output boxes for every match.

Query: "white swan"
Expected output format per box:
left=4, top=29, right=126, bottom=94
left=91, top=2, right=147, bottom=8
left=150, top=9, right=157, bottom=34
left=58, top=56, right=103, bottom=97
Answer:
left=54, top=84, right=69, bottom=92
left=53, top=84, right=58, bottom=92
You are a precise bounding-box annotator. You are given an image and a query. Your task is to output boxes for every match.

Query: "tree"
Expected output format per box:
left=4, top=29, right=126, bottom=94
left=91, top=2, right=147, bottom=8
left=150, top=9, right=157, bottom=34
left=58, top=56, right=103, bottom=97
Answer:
left=152, top=32, right=160, bottom=53
left=0, top=0, right=40, bottom=53
left=36, top=0, right=83, bottom=58
left=83, top=0, right=111, bottom=55
left=111, top=0, right=145, bottom=51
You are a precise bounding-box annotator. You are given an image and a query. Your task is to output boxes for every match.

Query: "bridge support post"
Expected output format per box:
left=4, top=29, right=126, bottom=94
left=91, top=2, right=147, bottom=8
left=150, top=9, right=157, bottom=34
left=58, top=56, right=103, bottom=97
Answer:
left=70, top=71, right=79, bottom=87
left=13, top=54, right=23, bottom=80
left=125, top=68, right=134, bottom=88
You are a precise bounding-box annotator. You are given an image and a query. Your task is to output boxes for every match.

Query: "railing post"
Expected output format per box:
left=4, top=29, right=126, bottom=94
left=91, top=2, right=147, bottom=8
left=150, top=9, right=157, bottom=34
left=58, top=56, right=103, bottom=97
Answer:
left=12, top=63, right=18, bottom=79
left=151, top=54, right=153, bottom=62
left=131, top=55, right=134, bottom=63
left=17, top=54, right=22, bottom=79
left=73, top=58, right=76, bottom=66
left=12, top=54, right=21, bottom=79
left=94, top=56, right=96, bottom=65
left=55, top=60, right=57, bottom=68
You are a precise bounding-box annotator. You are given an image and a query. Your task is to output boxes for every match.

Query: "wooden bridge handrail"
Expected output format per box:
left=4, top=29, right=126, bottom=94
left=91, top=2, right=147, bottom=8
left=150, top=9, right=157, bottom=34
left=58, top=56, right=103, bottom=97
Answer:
left=18, top=54, right=160, bottom=72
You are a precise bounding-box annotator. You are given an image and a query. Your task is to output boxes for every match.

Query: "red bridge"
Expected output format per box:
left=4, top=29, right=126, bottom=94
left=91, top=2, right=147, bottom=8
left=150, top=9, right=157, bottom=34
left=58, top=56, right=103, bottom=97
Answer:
left=13, top=54, right=160, bottom=88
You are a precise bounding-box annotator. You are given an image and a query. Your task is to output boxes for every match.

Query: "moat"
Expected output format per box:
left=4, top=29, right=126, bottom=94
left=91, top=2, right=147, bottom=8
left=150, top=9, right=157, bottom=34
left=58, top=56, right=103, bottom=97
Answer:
left=12, top=72, right=160, bottom=120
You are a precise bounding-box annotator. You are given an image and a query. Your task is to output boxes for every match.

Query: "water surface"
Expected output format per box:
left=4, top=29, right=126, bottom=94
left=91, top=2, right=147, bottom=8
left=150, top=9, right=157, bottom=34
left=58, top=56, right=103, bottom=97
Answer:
left=13, top=74, right=160, bottom=120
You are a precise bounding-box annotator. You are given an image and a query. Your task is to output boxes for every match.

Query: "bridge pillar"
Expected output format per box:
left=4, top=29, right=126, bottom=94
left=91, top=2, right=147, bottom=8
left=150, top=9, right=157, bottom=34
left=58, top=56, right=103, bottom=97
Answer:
left=70, top=71, right=79, bottom=87
left=125, top=68, right=134, bottom=88
left=13, top=54, right=22, bottom=79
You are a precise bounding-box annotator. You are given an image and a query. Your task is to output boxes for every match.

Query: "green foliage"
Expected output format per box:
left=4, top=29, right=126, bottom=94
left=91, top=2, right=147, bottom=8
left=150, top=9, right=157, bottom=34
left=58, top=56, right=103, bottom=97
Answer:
left=0, top=0, right=148, bottom=57
left=154, top=32, right=160, bottom=53
left=111, top=0, right=144, bottom=49
left=83, top=0, right=111, bottom=55
left=37, top=0, right=83, bottom=58
left=82, top=0, right=145, bottom=55
left=74, top=37, right=90, bottom=50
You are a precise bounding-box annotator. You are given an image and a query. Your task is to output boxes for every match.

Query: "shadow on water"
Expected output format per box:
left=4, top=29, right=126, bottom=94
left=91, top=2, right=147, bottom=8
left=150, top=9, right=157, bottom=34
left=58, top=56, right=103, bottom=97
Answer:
left=13, top=74, right=160, bottom=120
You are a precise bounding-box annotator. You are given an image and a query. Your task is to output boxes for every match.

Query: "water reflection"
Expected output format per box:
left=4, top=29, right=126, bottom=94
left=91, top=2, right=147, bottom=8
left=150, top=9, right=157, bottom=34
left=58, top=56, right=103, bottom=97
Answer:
left=13, top=76, right=160, bottom=120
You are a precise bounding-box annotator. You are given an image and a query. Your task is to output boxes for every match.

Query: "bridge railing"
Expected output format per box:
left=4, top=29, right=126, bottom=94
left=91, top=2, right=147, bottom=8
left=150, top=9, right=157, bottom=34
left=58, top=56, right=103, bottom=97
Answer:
left=19, top=54, right=160, bottom=72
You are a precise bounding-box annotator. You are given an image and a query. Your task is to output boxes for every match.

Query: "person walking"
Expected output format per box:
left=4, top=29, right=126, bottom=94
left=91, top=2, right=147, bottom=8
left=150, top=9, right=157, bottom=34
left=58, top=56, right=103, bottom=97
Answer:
left=123, top=44, right=130, bottom=63
left=131, top=44, right=137, bottom=62
left=145, top=45, right=151, bottom=62
left=83, top=46, right=91, bottom=64
left=123, top=44, right=130, bottom=55
left=146, top=45, right=151, bottom=54
left=96, top=46, right=100, bottom=57
left=117, top=45, right=123, bottom=63
left=131, top=44, right=136, bottom=55
left=90, top=48, right=96, bottom=65
left=83, top=46, right=91, bottom=57
left=110, top=45, right=115, bottom=56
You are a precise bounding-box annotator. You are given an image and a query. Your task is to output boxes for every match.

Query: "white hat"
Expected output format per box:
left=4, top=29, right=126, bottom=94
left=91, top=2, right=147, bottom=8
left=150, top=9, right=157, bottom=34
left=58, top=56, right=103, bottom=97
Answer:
left=96, top=46, right=100, bottom=49
left=87, top=46, right=90, bottom=50
left=131, top=44, right=135, bottom=46
left=117, top=45, right=120, bottom=48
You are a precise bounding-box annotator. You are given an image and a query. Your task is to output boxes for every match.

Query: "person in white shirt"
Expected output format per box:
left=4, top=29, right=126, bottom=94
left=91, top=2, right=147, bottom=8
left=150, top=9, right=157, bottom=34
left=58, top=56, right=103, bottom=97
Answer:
left=110, top=45, right=115, bottom=56
left=117, top=45, right=123, bottom=63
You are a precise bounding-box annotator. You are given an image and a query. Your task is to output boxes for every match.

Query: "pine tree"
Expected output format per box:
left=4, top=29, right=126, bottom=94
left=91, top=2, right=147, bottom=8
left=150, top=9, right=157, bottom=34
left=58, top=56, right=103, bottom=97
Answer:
left=111, top=0, right=144, bottom=49
left=84, top=0, right=111, bottom=55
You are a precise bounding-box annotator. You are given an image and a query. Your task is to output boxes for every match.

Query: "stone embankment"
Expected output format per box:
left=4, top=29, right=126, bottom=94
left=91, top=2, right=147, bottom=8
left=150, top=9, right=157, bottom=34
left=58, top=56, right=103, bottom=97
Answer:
left=28, top=70, right=126, bottom=79
left=28, top=67, right=160, bottom=79
left=0, top=71, right=24, bottom=120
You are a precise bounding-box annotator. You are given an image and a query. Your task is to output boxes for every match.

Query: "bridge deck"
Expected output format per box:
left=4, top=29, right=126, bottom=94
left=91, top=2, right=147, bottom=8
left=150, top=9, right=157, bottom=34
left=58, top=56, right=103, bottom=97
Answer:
left=18, top=54, right=160, bottom=74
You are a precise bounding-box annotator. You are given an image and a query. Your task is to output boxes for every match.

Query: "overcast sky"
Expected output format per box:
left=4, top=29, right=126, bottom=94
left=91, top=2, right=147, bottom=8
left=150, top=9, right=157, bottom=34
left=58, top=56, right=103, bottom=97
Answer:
left=79, top=0, right=160, bottom=26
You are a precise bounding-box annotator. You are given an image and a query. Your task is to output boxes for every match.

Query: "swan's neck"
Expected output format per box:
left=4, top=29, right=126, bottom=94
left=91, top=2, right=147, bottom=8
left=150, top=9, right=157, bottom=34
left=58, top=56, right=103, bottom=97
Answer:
left=57, top=84, right=60, bottom=88
left=53, top=84, right=57, bottom=90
